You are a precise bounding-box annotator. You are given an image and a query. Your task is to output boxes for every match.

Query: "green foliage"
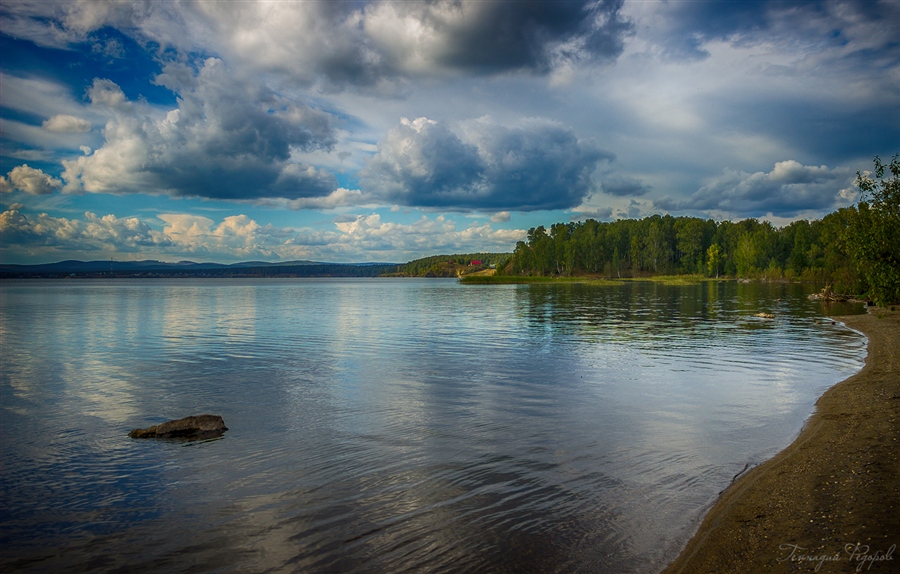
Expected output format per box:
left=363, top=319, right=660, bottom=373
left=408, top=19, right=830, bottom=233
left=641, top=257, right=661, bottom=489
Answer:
left=675, top=217, right=707, bottom=273
left=393, top=156, right=897, bottom=304
left=501, top=156, right=897, bottom=304
left=850, top=154, right=900, bottom=305
left=706, top=244, right=722, bottom=278
left=459, top=275, right=620, bottom=285
left=394, top=253, right=511, bottom=277
left=734, top=231, right=757, bottom=277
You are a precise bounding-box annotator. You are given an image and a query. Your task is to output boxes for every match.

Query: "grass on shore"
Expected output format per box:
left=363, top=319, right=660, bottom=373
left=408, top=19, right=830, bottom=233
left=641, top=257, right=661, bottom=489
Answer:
left=618, top=274, right=709, bottom=285
left=459, top=273, right=711, bottom=286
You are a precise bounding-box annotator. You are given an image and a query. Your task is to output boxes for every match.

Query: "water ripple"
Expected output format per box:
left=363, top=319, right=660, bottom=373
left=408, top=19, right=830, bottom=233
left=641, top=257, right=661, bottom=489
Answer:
left=1, top=278, right=865, bottom=573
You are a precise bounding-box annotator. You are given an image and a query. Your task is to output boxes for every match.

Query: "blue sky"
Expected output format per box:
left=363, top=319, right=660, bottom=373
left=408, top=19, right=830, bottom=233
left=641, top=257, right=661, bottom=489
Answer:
left=1, top=0, right=898, bottom=264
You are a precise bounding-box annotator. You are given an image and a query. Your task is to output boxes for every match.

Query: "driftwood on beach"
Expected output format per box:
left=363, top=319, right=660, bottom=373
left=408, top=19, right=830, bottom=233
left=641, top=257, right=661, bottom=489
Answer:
left=129, top=414, right=228, bottom=440
left=808, top=284, right=850, bottom=302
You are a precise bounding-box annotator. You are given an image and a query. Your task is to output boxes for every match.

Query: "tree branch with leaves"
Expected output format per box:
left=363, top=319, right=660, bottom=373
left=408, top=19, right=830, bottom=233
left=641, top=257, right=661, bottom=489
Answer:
left=852, top=154, right=900, bottom=306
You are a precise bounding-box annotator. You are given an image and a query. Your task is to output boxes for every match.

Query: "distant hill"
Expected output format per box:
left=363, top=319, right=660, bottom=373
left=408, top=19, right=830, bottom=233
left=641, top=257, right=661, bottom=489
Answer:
left=0, top=259, right=400, bottom=278
left=389, top=253, right=512, bottom=277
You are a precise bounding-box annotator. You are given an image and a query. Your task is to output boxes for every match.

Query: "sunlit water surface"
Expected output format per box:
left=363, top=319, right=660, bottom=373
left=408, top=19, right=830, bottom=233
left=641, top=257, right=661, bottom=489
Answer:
left=0, top=278, right=865, bottom=573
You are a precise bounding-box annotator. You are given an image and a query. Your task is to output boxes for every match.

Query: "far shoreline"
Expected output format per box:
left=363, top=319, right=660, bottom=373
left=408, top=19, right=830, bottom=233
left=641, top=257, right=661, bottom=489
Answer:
left=662, top=306, right=899, bottom=573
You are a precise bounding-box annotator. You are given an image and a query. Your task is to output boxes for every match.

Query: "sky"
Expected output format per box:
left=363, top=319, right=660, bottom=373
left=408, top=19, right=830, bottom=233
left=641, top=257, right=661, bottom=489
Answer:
left=1, top=0, right=898, bottom=265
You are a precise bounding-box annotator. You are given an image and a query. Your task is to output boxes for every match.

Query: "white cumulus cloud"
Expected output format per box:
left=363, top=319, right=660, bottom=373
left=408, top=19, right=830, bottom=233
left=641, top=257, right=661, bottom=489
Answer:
left=0, top=208, right=525, bottom=263
left=657, top=160, right=855, bottom=217
left=362, top=116, right=613, bottom=211
left=61, top=61, right=340, bottom=201
left=42, top=114, right=92, bottom=133
left=332, top=213, right=524, bottom=258
left=490, top=211, right=511, bottom=223
left=3, top=164, right=63, bottom=195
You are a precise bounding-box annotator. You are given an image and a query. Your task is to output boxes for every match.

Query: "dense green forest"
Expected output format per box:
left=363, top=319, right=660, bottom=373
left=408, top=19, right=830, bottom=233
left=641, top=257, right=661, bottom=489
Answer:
left=392, top=252, right=511, bottom=277
left=501, top=155, right=899, bottom=306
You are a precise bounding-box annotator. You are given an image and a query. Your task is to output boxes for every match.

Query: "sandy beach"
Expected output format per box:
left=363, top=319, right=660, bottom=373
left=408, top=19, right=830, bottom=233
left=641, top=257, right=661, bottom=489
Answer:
left=663, top=307, right=899, bottom=573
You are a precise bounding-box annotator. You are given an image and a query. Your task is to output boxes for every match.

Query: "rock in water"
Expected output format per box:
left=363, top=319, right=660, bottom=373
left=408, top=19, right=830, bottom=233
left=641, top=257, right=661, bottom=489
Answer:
left=129, top=414, right=227, bottom=440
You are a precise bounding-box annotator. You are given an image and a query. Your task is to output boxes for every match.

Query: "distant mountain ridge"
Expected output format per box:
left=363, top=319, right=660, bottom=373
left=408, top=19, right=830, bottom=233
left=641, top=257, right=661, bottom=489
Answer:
left=0, top=259, right=401, bottom=278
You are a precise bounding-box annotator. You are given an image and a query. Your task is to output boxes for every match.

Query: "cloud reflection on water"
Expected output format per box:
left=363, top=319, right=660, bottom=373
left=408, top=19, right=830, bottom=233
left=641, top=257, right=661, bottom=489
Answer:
left=0, top=278, right=866, bottom=573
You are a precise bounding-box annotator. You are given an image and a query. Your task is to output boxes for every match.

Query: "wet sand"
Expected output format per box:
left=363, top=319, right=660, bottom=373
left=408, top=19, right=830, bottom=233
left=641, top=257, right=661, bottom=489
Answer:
left=663, top=307, right=899, bottom=574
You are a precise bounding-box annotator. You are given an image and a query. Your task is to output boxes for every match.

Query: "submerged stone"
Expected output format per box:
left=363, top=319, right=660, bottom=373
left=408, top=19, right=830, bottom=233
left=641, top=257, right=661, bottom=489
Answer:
left=129, top=414, right=227, bottom=440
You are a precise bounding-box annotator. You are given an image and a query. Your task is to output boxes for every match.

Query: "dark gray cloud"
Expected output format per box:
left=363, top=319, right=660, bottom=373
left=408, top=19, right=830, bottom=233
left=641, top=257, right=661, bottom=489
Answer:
left=652, top=0, right=897, bottom=61
left=656, top=0, right=774, bottom=59
left=656, top=160, right=854, bottom=217
left=385, top=0, right=632, bottom=73
left=218, top=0, right=633, bottom=90
left=62, top=59, right=340, bottom=200
left=601, top=175, right=651, bottom=197
left=0, top=1, right=633, bottom=91
left=571, top=207, right=613, bottom=221
left=361, top=117, right=613, bottom=211
left=706, top=95, right=900, bottom=170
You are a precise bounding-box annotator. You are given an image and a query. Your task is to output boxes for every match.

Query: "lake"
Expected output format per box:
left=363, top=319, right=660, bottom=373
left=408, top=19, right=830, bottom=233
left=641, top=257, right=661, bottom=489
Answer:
left=0, top=278, right=865, bottom=573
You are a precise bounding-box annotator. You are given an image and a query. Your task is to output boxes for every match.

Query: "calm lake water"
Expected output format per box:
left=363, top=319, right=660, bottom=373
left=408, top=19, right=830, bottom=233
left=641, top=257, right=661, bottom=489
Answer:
left=0, top=278, right=865, bottom=573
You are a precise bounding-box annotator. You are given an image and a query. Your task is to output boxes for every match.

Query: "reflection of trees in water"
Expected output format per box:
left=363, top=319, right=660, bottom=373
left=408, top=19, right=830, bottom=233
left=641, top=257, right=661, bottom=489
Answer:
left=515, top=281, right=850, bottom=349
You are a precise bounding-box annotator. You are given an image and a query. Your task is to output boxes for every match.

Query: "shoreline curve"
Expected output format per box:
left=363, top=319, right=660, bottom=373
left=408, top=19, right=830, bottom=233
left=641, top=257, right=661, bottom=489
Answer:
left=662, top=306, right=899, bottom=573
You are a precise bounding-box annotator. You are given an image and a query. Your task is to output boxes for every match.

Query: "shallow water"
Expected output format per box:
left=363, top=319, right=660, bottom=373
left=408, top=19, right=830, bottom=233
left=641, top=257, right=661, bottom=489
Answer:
left=0, top=278, right=865, bottom=573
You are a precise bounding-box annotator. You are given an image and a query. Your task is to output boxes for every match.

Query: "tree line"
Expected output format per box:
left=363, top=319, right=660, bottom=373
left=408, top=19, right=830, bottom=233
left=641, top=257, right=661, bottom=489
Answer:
left=393, top=252, right=511, bottom=277
left=502, top=155, right=899, bottom=305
